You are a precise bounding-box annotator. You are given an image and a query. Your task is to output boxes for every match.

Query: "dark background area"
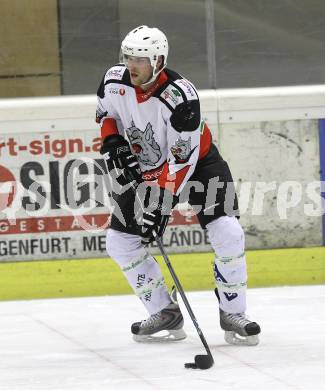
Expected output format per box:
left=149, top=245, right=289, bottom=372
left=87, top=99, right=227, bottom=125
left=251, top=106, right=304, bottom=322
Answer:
left=1, top=0, right=325, bottom=97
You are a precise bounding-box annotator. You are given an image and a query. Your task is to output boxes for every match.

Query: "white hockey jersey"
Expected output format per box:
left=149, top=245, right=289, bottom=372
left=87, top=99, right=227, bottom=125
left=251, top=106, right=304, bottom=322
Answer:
left=96, top=65, right=212, bottom=195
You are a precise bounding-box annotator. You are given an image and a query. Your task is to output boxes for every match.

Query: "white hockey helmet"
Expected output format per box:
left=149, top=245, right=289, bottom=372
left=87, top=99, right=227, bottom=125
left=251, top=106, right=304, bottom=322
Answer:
left=120, top=25, right=168, bottom=84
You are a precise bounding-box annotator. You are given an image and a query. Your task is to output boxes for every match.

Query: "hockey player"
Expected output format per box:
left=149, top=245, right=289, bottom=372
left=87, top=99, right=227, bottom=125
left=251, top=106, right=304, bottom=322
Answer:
left=96, top=25, right=261, bottom=345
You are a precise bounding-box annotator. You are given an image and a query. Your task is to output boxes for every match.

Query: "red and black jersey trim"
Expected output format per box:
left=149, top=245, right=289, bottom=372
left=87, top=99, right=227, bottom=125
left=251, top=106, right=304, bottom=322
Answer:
left=152, top=69, right=183, bottom=101
left=164, top=68, right=183, bottom=82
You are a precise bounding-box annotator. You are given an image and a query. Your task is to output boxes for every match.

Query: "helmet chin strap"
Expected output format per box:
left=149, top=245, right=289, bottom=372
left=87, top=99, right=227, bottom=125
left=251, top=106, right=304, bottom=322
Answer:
left=141, top=70, right=159, bottom=88
left=140, top=64, right=166, bottom=88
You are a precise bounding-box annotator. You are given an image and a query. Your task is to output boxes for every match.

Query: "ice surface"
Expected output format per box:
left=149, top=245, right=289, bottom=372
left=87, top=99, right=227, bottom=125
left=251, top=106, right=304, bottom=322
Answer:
left=0, top=285, right=324, bottom=390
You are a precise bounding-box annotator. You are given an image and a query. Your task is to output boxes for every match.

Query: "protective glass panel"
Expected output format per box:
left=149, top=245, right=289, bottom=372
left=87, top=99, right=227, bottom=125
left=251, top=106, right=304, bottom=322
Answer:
left=0, top=0, right=324, bottom=97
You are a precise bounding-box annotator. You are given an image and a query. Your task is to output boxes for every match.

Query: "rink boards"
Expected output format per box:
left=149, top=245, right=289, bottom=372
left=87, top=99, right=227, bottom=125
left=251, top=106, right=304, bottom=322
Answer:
left=0, top=86, right=324, bottom=296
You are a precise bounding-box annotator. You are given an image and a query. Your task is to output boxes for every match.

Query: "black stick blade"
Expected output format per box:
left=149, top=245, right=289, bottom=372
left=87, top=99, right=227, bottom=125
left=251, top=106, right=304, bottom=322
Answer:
left=184, top=355, right=214, bottom=370
left=195, top=354, right=214, bottom=369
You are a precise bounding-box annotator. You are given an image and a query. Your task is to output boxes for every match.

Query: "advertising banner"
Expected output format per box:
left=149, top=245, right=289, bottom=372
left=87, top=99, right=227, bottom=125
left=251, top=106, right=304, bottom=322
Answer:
left=0, top=128, right=212, bottom=261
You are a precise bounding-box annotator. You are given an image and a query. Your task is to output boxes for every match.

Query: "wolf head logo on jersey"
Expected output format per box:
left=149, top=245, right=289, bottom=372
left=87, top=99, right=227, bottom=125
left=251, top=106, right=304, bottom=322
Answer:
left=126, top=121, right=162, bottom=166
left=170, top=137, right=197, bottom=164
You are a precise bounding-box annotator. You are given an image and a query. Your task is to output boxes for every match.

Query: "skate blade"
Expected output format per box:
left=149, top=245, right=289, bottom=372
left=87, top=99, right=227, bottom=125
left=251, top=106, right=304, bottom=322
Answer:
left=224, top=331, right=259, bottom=346
left=133, top=328, right=187, bottom=343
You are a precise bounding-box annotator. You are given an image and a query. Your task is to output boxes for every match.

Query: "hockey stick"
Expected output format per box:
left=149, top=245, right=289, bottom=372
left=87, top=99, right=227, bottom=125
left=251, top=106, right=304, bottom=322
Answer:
left=153, top=234, right=214, bottom=370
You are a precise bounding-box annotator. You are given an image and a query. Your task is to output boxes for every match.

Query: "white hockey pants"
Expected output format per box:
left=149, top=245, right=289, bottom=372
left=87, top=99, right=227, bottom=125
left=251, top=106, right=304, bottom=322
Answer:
left=106, top=229, right=171, bottom=315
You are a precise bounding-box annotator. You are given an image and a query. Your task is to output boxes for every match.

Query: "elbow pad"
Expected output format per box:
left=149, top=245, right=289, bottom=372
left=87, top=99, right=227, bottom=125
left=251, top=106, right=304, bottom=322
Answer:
left=170, top=100, right=200, bottom=132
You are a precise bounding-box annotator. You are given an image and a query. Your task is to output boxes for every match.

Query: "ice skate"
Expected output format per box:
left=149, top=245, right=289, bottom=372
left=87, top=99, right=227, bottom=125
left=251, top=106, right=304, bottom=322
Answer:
left=131, top=287, right=187, bottom=342
left=219, top=308, right=261, bottom=346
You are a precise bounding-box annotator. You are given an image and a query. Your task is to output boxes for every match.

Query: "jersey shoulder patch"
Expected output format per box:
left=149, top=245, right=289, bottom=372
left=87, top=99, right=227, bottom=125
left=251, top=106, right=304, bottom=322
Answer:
left=104, top=64, right=127, bottom=83
left=174, top=78, right=198, bottom=101
left=159, top=84, right=185, bottom=110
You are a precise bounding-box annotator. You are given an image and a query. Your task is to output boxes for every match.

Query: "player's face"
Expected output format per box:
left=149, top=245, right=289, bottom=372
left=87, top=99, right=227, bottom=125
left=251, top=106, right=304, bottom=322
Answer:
left=124, top=55, right=153, bottom=86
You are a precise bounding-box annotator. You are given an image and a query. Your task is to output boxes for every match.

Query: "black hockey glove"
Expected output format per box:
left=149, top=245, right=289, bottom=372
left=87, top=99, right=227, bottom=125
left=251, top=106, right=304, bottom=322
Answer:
left=100, top=134, right=142, bottom=184
left=135, top=185, right=177, bottom=244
